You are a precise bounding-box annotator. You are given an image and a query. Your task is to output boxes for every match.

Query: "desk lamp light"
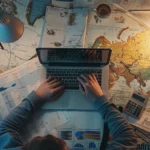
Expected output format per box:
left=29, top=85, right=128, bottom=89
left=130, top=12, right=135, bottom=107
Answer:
left=0, top=9, right=24, bottom=43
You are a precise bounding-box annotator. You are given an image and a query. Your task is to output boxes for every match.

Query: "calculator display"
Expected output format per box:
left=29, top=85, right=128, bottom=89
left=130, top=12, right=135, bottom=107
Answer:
left=132, top=94, right=145, bottom=103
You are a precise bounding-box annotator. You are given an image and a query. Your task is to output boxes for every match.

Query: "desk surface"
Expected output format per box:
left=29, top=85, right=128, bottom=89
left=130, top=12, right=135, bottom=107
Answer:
left=0, top=0, right=150, bottom=146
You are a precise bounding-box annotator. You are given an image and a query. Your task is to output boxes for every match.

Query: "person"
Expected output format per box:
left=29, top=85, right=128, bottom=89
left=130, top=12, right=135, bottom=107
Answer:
left=0, top=74, right=137, bottom=150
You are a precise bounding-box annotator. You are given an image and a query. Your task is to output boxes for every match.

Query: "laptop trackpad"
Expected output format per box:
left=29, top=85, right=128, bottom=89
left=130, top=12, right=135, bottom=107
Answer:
left=42, top=91, right=96, bottom=110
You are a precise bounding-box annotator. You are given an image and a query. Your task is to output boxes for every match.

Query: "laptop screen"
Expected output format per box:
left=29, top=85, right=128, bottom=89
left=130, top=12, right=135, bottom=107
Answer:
left=36, top=48, right=111, bottom=67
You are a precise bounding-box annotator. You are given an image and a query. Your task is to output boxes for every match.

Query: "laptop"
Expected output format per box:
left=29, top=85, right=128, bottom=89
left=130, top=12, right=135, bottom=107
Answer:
left=36, top=48, right=111, bottom=110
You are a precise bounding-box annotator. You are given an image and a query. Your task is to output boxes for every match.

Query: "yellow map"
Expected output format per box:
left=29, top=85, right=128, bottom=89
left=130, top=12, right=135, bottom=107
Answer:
left=86, top=7, right=150, bottom=106
left=85, top=6, right=150, bottom=131
left=93, top=30, right=150, bottom=91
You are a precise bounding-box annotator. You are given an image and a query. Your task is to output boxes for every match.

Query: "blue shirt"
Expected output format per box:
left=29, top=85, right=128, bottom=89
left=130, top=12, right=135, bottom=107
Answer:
left=0, top=91, right=137, bottom=149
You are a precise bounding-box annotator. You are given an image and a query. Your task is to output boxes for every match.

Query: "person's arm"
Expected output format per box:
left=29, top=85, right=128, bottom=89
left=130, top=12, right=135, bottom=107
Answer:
left=77, top=74, right=137, bottom=150
left=0, top=91, right=43, bottom=149
left=95, top=96, right=137, bottom=149
left=0, top=77, right=64, bottom=149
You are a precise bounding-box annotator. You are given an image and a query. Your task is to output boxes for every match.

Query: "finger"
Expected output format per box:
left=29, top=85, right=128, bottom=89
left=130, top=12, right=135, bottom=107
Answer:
left=88, top=74, right=93, bottom=81
left=51, top=81, right=63, bottom=88
left=45, top=76, right=54, bottom=83
left=53, top=88, right=64, bottom=101
left=77, top=77, right=86, bottom=88
left=49, top=79, right=58, bottom=84
left=79, top=83, right=85, bottom=95
left=91, top=73, right=97, bottom=81
left=53, top=85, right=65, bottom=93
left=80, top=74, right=89, bottom=82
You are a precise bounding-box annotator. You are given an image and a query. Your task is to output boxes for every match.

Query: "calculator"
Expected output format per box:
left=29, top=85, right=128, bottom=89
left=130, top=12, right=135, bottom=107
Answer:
left=123, top=91, right=149, bottom=119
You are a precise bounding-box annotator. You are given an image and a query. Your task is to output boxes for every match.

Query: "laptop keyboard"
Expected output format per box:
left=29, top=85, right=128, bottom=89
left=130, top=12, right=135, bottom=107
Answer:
left=46, top=69, right=102, bottom=89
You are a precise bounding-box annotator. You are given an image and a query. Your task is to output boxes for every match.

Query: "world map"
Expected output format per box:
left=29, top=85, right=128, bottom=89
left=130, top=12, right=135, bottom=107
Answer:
left=85, top=7, right=150, bottom=108
left=85, top=7, right=150, bottom=131
left=0, top=0, right=76, bottom=73
left=0, top=0, right=45, bottom=72
left=0, top=0, right=150, bottom=100
left=0, top=0, right=150, bottom=73
left=0, top=0, right=150, bottom=134
left=93, top=30, right=150, bottom=91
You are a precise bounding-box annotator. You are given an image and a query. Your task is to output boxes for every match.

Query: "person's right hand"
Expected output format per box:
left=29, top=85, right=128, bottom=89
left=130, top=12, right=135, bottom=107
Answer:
left=77, top=74, right=104, bottom=102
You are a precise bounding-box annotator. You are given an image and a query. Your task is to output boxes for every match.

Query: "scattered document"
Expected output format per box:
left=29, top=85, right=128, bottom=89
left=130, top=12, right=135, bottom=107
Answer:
left=40, top=6, right=88, bottom=48
left=57, top=111, right=104, bottom=149
left=0, top=58, right=70, bottom=141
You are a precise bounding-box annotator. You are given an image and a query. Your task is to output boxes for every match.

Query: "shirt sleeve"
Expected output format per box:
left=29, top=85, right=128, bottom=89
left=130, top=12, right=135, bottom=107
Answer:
left=94, top=96, right=138, bottom=150
left=0, top=91, right=44, bottom=150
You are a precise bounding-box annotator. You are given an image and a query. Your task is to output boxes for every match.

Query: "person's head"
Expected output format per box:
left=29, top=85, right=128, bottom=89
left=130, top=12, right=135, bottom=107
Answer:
left=22, top=135, right=68, bottom=150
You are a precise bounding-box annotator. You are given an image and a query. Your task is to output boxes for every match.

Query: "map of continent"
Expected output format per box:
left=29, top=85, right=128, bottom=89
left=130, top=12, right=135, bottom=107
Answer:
left=85, top=8, right=150, bottom=108
left=92, top=30, right=150, bottom=92
left=26, top=0, right=52, bottom=26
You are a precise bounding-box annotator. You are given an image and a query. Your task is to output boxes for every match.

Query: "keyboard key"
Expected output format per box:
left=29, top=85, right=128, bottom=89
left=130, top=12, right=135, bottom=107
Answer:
left=47, top=69, right=102, bottom=89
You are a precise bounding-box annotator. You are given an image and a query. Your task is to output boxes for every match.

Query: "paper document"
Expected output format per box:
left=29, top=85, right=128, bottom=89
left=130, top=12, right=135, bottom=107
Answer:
left=22, top=111, right=70, bottom=141
left=57, top=111, right=104, bottom=149
left=0, top=58, right=70, bottom=142
left=41, top=6, right=88, bottom=48
left=130, top=11, right=150, bottom=27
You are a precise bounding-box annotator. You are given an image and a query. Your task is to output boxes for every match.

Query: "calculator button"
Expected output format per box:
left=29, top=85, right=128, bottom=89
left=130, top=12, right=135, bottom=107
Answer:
left=133, top=105, right=143, bottom=117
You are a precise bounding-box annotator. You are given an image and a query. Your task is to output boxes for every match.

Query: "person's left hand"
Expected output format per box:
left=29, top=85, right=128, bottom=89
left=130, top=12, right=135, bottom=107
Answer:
left=36, top=77, right=65, bottom=102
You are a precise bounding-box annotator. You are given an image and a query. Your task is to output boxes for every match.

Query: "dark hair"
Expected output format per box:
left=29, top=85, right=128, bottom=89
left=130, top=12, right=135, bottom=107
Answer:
left=22, top=135, right=67, bottom=150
